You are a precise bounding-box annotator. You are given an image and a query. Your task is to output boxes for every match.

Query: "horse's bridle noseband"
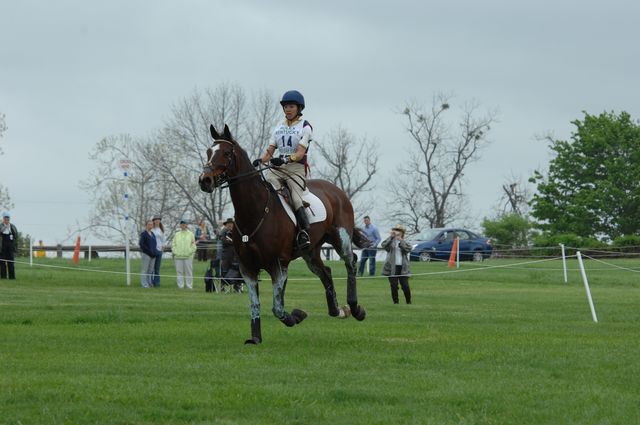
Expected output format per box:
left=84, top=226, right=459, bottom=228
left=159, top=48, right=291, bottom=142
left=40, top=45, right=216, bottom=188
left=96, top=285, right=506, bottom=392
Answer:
left=202, top=139, right=236, bottom=188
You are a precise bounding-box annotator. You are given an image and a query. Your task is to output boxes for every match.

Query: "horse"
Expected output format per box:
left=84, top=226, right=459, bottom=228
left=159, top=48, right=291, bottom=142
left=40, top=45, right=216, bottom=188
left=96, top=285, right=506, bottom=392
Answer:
left=198, top=124, right=369, bottom=344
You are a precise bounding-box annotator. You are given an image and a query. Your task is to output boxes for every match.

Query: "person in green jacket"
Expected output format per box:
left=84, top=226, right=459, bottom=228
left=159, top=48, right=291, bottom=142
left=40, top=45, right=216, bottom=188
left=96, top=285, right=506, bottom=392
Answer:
left=171, top=220, right=197, bottom=289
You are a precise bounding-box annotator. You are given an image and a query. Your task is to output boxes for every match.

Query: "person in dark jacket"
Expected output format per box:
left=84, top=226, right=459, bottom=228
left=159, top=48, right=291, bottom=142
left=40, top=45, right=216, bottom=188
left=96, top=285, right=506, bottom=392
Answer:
left=381, top=224, right=412, bottom=304
left=219, top=217, right=242, bottom=292
left=0, top=212, right=18, bottom=279
left=139, top=219, right=159, bottom=288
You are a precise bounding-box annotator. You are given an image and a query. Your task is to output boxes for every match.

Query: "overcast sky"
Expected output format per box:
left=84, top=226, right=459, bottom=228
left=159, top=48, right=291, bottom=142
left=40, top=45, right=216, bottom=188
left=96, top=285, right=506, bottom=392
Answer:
left=1, top=0, right=639, bottom=245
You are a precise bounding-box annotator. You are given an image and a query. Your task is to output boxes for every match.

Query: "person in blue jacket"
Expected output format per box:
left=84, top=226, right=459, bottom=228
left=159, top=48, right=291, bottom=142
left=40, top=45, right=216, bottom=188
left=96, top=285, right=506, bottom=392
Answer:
left=139, top=219, right=159, bottom=288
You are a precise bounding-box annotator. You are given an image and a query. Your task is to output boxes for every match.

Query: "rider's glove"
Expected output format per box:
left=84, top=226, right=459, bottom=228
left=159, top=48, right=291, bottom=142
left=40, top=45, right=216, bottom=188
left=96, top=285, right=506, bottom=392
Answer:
left=252, top=159, right=262, bottom=167
left=270, top=157, right=286, bottom=166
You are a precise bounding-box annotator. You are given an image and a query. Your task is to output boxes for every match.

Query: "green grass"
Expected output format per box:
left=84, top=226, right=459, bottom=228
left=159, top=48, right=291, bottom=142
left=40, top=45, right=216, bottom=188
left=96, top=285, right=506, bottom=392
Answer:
left=1, top=256, right=639, bottom=424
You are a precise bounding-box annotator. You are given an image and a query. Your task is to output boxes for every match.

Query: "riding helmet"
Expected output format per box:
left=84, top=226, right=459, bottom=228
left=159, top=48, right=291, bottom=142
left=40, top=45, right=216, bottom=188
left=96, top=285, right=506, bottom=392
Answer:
left=280, top=90, right=305, bottom=111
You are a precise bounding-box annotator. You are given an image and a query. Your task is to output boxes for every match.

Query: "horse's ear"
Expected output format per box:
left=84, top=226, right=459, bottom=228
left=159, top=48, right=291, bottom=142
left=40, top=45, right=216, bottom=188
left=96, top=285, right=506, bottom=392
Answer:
left=210, top=125, right=220, bottom=140
left=223, top=124, right=232, bottom=141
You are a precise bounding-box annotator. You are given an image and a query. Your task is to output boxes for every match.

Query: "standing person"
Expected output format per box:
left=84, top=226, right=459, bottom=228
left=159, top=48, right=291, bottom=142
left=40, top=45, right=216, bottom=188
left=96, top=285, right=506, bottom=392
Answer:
left=219, top=218, right=235, bottom=277
left=252, top=89, right=313, bottom=250
left=381, top=224, right=412, bottom=304
left=151, top=214, right=165, bottom=286
left=0, top=212, right=18, bottom=280
left=171, top=219, right=197, bottom=289
left=194, top=219, right=211, bottom=262
left=219, top=217, right=242, bottom=292
left=358, top=215, right=381, bottom=277
left=138, top=219, right=159, bottom=288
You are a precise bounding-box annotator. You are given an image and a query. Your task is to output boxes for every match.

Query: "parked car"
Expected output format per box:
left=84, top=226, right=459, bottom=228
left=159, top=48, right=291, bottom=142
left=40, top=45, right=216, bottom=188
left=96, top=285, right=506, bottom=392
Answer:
left=408, top=228, right=492, bottom=262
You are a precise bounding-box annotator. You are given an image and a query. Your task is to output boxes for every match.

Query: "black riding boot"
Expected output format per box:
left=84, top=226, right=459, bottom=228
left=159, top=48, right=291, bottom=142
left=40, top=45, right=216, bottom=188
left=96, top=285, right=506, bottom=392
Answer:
left=294, top=207, right=311, bottom=250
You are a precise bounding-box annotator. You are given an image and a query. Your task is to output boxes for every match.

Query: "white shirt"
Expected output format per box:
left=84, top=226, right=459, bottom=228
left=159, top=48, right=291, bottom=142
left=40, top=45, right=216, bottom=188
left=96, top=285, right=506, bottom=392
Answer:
left=270, top=118, right=313, bottom=158
left=152, top=227, right=165, bottom=251
left=394, top=240, right=403, bottom=266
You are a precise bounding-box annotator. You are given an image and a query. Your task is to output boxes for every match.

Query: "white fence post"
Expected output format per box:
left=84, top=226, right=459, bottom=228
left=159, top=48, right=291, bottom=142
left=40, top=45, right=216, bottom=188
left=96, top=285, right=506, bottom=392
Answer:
left=576, top=251, right=598, bottom=323
left=560, top=243, right=567, bottom=283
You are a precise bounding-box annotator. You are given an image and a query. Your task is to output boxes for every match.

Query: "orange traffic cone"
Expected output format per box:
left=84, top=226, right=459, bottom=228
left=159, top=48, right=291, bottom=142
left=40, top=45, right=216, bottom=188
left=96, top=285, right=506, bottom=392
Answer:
left=72, top=235, right=81, bottom=265
left=447, top=237, right=458, bottom=269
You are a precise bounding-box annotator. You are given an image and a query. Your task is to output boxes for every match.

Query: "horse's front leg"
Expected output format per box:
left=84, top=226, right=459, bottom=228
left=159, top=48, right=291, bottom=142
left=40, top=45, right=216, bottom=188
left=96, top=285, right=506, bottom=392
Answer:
left=270, top=262, right=307, bottom=327
left=241, top=266, right=262, bottom=345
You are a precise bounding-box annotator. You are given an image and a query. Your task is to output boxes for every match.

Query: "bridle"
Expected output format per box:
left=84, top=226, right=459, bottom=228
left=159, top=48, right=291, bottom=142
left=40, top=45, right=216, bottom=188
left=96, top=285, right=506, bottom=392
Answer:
left=201, top=138, right=272, bottom=242
left=201, top=139, right=236, bottom=188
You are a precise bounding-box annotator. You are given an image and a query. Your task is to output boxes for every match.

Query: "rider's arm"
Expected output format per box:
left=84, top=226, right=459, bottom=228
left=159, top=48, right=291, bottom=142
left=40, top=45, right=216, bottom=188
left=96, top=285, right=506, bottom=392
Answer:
left=260, top=145, right=276, bottom=163
left=288, top=143, right=308, bottom=163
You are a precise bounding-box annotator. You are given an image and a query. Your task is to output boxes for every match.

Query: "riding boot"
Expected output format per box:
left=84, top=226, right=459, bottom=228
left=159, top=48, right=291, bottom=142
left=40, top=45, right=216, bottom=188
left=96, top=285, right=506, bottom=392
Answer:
left=294, top=207, right=311, bottom=250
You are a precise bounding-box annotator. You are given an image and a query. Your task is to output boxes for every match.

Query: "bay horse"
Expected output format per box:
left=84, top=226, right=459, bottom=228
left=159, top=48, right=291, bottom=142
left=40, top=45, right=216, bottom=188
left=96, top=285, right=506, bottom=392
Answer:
left=199, top=124, right=369, bottom=344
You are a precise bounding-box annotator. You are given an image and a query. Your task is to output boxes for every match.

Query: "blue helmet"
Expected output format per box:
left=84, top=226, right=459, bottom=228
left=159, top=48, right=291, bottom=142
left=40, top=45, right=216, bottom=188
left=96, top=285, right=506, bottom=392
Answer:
left=280, top=90, right=305, bottom=111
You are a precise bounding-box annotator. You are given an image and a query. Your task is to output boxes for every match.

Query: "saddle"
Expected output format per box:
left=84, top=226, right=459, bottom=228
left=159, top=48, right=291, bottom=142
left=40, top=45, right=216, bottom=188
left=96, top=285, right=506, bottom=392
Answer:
left=280, top=185, right=310, bottom=209
left=274, top=184, right=327, bottom=226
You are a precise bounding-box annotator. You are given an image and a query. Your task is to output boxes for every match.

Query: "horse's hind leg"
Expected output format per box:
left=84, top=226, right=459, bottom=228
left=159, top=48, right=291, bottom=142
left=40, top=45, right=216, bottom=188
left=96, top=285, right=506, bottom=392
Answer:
left=335, top=227, right=366, bottom=321
left=302, top=250, right=345, bottom=318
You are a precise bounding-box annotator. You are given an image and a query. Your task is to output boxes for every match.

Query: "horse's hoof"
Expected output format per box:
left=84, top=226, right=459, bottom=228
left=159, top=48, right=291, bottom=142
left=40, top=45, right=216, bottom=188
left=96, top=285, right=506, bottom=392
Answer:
left=281, top=314, right=297, bottom=327
left=291, top=309, right=308, bottom=324
left=244, top=337, right=261, bottom=345
left=338, top=305, right=351, bottom=319
left=352, top=305, right=366, bottom=321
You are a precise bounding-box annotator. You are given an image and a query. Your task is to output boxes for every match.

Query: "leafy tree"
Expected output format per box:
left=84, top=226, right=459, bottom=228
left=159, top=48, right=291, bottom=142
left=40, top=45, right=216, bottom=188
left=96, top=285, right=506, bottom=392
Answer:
left=482, top=213, right=534, bottom=249
left=530, top=111, right=640, bottom=240
left=532, top=232, right=605, bottom=256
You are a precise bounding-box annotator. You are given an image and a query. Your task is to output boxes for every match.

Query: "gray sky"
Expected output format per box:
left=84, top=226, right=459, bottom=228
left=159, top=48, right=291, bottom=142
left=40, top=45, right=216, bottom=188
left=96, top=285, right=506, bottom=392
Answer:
left=1, top=0, right=639, bottom=244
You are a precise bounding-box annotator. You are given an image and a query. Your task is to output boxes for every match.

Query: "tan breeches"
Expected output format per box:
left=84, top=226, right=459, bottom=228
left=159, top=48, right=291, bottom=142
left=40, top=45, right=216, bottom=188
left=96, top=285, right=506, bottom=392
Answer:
left=265, top=162, right=306, bottom=210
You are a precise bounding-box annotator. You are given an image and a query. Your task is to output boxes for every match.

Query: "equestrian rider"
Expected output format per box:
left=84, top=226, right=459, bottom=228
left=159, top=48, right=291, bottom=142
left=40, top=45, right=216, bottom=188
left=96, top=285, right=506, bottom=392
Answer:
left=253, top=90, right=312, bottom=250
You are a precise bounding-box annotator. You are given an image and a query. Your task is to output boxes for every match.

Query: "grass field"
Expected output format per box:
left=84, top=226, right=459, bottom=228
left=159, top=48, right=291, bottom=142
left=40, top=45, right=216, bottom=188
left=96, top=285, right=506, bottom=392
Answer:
left=1, top=256, right=639, bottom=425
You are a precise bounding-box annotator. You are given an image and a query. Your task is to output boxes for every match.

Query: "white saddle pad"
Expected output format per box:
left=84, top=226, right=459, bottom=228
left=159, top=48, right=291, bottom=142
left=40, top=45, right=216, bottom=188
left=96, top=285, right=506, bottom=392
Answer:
left=278, top=190, right=327, bottom=225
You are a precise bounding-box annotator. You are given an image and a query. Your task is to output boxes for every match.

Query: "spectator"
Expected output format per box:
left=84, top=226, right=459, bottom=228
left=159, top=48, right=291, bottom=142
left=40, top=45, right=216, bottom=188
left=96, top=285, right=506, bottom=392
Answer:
left=171, top=219, right=197, bottom=289
left=358, top=215, right=381, bottom=277
left=194, top=219, right=212, bottom=262
left=219, top=217, right=242, bottom=292
left=381, top=224, right=412, bottom=304
left=151, top=214, right=165, bottom=286
left=219, top=218, right=235, bottom=274
left=0, top=212, right=18, bottom=279
left=139, top=219, right=159, bottom=288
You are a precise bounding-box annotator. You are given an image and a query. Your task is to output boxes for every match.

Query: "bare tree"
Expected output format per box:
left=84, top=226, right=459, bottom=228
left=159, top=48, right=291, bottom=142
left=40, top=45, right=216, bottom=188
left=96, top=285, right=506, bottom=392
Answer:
left=80, top=84, right=281, bottom=242
left=0, top=112, right=13, bottom=210
left=0, top=112, right=6, bottom=151
left=499, top=174, right=531, bottom=216
left=81, top=134, right=166, bottom=242
left=159, top=84, right=274, bottom=225
left=313, top=126, right=379, bottom=216
left=245, top=89, right=281, bottom=160
left=388, top=93, right=497, bottom=230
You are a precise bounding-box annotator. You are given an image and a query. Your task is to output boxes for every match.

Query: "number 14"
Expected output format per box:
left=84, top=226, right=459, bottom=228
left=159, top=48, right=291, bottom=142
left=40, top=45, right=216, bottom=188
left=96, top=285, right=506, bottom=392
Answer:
left=281, top=135, right=292, bottom=147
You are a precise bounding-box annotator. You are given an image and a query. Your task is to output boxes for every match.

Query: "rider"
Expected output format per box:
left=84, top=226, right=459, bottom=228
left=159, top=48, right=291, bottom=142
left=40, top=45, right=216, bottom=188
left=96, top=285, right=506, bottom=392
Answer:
left=253, top=90, right=312, bottom=250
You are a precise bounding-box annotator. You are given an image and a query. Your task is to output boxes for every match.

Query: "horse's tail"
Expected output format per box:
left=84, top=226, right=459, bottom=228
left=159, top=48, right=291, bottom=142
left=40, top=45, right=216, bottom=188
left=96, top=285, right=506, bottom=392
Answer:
left=352, top=227, right=371, bottom=249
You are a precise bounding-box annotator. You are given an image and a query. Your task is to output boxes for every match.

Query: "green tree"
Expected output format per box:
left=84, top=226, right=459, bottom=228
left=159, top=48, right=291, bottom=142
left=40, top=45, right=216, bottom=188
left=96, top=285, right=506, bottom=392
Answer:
left=530, top=111, right=640, bottom=240
left=482, top=213, right=533, bottom=248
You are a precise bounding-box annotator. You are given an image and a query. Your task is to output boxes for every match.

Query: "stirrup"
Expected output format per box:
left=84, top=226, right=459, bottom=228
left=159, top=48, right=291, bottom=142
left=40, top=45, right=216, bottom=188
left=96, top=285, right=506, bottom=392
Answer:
left=297, top=230, right=310, bottom=249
